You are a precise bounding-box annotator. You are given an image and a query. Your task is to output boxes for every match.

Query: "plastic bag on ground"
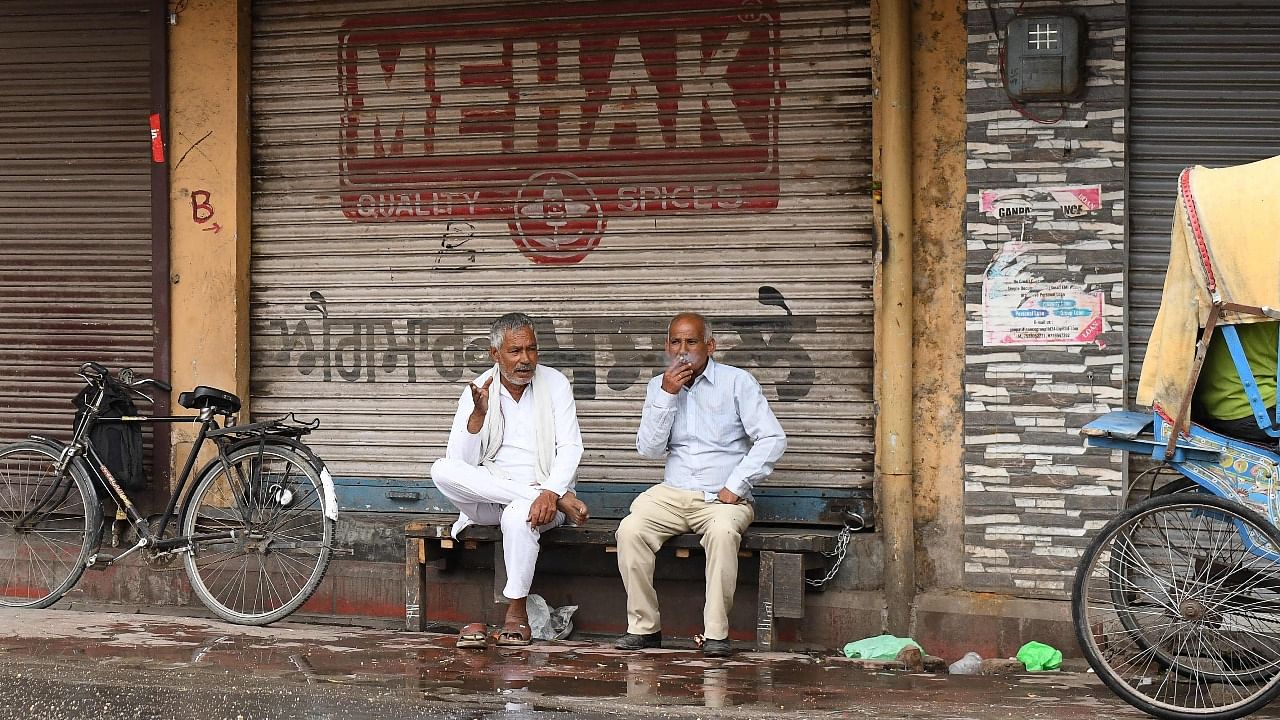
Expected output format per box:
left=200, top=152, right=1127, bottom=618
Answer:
left=948, top=651, right=983, bottom=674
left=526, top=593, right=577, bottom=641
left=841, top=634, right=923, bottom=660
left=1016, top=641, right=1062, bottom=672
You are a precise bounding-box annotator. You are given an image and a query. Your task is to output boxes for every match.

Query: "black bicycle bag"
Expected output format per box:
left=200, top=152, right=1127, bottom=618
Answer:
left=73, top=383, right=146, bottom=491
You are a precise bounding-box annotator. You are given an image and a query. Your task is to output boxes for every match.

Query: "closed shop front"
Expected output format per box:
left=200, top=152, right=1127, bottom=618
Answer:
left=250, top=0, right=873, bottom=501
left=0, top=1, right=166, bottom=455
left=1128, top=1, right=1280, bottom=409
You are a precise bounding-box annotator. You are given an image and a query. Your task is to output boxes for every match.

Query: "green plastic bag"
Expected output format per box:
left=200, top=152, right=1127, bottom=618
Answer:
left=841, top=634, right=923, bottom=660
left=1016, top=641, right=1062, bottom=671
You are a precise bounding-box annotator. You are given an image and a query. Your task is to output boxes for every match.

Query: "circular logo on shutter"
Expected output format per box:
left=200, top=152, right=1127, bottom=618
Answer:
left=510, top=170, right=606, bottom=265
left=739, top=0, right=767, bottom=22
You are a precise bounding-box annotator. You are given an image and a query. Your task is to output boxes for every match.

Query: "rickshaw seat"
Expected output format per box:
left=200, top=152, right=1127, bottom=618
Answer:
left=1083, top=411, right=1220, bottom=463
left=1082, top=411, right=1153, bottom=440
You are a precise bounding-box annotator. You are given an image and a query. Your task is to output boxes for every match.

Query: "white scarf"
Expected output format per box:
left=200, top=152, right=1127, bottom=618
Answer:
left=478, top=364, right=556, bottom=485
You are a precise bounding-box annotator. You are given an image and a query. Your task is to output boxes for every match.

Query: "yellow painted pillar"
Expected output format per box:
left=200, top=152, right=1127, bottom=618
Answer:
left=910, top=1, right=967, bottom=592
left=875, top=0, right=916, bottom=635
left=166, top=0, right=251, bottom=476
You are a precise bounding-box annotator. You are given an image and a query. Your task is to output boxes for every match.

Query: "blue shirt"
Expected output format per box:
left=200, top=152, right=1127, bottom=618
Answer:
left=636, top=358, right=787, bottom=500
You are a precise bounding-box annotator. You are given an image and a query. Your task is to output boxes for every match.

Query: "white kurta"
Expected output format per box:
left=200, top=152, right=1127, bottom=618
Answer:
left=430, top=365, right=583, bottom=599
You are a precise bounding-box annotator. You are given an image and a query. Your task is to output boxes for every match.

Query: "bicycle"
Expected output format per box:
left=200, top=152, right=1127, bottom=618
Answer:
left=0, top=362, right=338, bottom=625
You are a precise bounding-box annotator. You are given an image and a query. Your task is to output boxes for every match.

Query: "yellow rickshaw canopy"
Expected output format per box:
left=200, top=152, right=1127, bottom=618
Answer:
left=1137, top=154, right=1280, bottom=419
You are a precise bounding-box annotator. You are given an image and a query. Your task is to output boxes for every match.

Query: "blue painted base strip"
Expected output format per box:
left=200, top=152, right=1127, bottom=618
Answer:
left=333, top=477, right=870, bottom=525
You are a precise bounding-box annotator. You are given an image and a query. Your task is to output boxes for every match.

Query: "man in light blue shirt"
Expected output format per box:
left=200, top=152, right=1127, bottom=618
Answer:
left=615, top=312, right=787, bottom=657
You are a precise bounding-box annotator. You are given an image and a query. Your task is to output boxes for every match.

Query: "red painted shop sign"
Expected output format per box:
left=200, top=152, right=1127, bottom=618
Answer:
left=149, top=113, right=165, bottom=163
left=337, top=0, right=781, bottom=263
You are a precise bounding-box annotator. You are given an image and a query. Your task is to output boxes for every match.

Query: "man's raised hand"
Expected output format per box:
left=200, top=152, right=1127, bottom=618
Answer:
left=466, top=376, right=494, bottom=434
left=470, top=376, right=493, bottom=414
left=660, top=355, right=693, bottom=394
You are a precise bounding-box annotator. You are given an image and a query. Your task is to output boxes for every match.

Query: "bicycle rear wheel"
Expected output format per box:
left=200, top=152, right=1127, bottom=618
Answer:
left=0, top=442, right=99, bottom=608
left=1073, top=493, right=1280, bottom=720
left=181, top=443, right=334, bottom=625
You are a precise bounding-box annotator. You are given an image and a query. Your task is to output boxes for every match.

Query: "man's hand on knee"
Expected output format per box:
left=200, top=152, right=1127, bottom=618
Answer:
left=528, top=489, right=559, bottom=526
left=557, top=491, right=590, bottom=525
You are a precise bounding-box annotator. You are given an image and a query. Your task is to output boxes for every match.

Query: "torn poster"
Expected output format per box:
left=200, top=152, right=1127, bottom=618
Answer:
left=982, top=241, right=1105, bottom=347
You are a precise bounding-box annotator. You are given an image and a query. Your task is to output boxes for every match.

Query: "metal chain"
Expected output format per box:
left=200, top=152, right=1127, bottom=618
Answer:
left=805, top=525, right=854, bottom=588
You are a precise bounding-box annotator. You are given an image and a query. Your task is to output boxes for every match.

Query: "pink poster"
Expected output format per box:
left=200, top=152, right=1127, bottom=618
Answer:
left=979, top=185, right=1102, bottom=220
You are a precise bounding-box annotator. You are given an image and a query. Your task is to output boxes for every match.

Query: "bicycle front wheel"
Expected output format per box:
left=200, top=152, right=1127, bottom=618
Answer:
left=0, top=441, right=99, bottom=608
left=181, top=443, right=335, bottom=625
left=1073, top=493, right=1280, bottom=720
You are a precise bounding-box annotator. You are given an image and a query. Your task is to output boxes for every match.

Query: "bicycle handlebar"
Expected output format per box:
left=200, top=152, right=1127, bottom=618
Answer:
left=138, top=377, right=173, bottom=393
left=81, top=362, right=109, bottom=379
left=77, top=362, right=171, bottom=394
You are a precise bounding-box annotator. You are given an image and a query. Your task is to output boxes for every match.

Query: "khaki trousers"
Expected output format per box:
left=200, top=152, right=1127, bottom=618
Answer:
left=615, top=483, right=755, bottom=640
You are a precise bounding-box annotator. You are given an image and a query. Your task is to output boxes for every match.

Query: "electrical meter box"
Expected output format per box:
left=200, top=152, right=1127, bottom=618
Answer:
left=1005, top=14, right=1085, bottom=101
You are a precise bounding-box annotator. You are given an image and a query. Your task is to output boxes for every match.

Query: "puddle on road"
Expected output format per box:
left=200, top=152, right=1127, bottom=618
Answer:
left=3, top=619, right=1141, bottom=715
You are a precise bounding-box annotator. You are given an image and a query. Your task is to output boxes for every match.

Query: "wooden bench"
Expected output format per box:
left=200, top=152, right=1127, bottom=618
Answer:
left=400, top=483, right=872, bottom=650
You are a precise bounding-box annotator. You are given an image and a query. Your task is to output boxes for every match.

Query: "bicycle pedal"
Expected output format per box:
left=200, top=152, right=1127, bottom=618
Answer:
left=85, top=539, right=146, bottom=571
left=85, top=553, right=116, bottom=571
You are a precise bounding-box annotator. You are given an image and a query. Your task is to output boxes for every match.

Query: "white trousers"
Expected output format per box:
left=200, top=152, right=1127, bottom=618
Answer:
left=429, top=458, right=564, bottom=600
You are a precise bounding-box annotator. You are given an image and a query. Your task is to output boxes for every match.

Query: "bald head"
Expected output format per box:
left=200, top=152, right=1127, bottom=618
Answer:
left=665, top=312, right=717, bottom=384
left=668, top=312, right=714, bottom=342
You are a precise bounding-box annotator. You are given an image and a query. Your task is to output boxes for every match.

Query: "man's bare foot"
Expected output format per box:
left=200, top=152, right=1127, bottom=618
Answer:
left=501, top=602, right=533, bottom=646
left=557, top=492, right=590, bottom=525
left=504, top=599, right=529, bottom=629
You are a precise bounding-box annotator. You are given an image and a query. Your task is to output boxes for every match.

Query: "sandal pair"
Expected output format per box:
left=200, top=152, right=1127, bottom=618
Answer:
left=455, top=620, right=532, bottom=648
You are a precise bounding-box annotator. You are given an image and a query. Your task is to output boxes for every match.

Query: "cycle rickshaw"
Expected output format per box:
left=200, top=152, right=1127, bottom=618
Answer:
left=1075, top=155, right=1280, bottom=719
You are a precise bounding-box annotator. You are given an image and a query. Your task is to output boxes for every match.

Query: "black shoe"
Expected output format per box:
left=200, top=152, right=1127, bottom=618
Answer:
left=615, top=631, right=662, bottom=650
left=702, top=638, right=731, bottom=657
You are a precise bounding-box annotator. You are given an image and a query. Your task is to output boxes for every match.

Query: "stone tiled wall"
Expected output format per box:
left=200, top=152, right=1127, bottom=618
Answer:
left=963, top=0, right=1127, bottom=597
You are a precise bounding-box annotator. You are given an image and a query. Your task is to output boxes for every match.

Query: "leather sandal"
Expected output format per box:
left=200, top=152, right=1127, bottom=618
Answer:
left=456, top=622, right=489, bottom=649
left=495, top=621, right=532, bottom=646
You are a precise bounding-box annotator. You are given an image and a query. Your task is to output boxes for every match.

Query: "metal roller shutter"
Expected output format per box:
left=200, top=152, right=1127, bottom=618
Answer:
left=1128, top=1, right=1280, bottom=405
left=250, top=0, right=872, bottom=491
left=0, top=1, right=163, bottom=453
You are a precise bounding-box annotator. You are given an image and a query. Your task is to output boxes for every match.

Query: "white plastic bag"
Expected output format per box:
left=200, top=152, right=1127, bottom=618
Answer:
left=526, top=593, right=577, bottom=640
left=948, top=651, right=983, bottom=675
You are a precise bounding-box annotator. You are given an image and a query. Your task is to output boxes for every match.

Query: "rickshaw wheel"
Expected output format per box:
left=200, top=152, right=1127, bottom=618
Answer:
left=1106, top=483, right=1280, bottom=686
left=1073, top=493, right=1280, bottom=720
left=1109, top=480, right=1212, bottom=675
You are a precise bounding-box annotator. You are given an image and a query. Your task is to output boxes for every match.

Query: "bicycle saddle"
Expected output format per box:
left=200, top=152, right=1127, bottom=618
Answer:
left=178, top=386, right=241, bottom=415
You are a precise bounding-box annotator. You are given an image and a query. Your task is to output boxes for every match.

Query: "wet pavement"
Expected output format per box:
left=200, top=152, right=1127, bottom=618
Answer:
left=0, top=608, right=1266, bottom=719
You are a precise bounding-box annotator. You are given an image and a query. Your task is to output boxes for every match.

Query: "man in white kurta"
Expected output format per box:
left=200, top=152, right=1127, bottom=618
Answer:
left=429, top=313, right=587, bottom=647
